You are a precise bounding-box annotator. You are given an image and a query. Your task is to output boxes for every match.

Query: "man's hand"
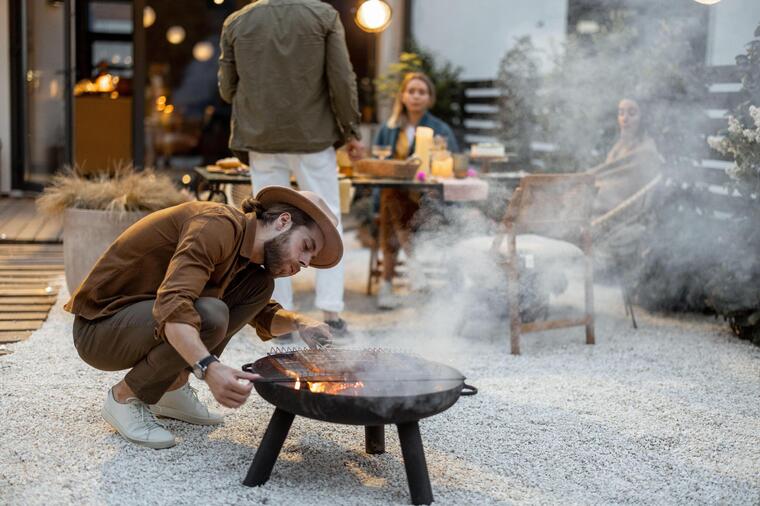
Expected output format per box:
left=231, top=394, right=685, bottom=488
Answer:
left=345, top=138, right=365, bottom=161
left=295, top=315, right=333, bottom=349
left=204, top=362, right=260, bottom=408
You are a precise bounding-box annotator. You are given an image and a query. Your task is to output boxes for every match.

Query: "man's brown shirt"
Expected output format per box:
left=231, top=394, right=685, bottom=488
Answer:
left=64, top=201, right=282, bottom=341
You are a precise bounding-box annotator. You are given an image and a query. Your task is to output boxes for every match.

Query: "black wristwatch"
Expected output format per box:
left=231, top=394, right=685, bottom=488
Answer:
left=192, top=354, right=219, bottom=380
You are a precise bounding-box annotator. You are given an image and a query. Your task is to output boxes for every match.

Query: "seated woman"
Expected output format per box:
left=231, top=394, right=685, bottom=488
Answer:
left=373, top=72, right=460, bottom=309
left=595, top=98, right=661, bottom=215
left=593, top=97, right=662, bottom=280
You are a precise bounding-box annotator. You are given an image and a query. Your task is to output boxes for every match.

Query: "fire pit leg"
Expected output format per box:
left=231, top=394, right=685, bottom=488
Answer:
left=397, top=421, right=433, bottom=505
left=243, top=408, right=295, bottom=487
left=365, top=425, right=385, bottom=454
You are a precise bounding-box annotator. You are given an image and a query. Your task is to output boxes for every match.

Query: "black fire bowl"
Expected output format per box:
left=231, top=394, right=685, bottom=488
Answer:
left=240, top=355, right=476, bottom=505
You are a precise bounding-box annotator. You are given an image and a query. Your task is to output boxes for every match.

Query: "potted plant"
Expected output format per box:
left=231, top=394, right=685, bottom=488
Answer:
left=37, top=166, right=188, bottom=292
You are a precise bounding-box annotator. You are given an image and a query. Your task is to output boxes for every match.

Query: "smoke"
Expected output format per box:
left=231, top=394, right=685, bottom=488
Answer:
left=347, top=7, right=760, bottom=359
left=499, top=10, right=710, bottom=170
left=341, top=193, right=590, bottom=367
left=492, top=6, right=760, bottom=333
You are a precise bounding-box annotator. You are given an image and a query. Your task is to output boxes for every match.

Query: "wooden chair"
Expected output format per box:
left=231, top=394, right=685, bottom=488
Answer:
left=497, top=173, right=597, bottom=355
left=588, top=149, right=663, bottom=329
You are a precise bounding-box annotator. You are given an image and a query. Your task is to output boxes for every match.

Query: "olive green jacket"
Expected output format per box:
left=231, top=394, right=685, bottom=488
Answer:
left=218, top=0, right=361, bottom=154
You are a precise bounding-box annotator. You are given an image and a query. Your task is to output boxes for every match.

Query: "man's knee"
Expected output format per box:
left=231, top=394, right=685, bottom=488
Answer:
left=195, top=298, right=229, bottom=341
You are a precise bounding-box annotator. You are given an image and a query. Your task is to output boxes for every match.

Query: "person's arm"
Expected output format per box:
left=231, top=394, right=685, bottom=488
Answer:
left=164, top=322, right=259, bottom=408
left=270, top=308, right=333, bottom=349
left=218, top=22, right=238, bottom=103
left=324, top=12, right=361, bottom=144
left=153, top=214, right=256, bottom=407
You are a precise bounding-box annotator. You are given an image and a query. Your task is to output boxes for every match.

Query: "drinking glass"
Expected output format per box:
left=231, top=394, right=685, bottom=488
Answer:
left=371, top=144, right=392, bottom=160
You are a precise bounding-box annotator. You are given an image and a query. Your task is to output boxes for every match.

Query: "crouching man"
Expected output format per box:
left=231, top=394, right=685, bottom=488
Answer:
left=64, top=186, right=342, bottom=449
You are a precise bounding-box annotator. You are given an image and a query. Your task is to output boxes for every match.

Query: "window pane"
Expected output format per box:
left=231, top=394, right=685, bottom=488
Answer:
left=89, top=2, right=132, bottom=34
left=92, top=41, right=133, bottom=76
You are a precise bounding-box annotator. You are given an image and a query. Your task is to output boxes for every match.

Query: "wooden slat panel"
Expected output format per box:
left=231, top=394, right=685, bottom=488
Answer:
left=0, top=243, right=62, bottom=251
left=464, top=111, right=500, bottom=120
left=0, top=312, right=48, bottom=320
left=32, top=214, right=64, bottom=242
left=14, top=213, right=51, bottom=242
left=0, top=331, right=34, bottom=343
left=704, top=91, right=747, bottom=110
left=465, top=96, right=499, bottom=105
left=0, top=304, right=54, bottom=312
left=0, top=273, right=62, bottom=280
left=0, top=288, right=58, bottom=296
left=0, top=320, right=45, bottom=331
left=0, top=265, right=63, bottom=271
left=0, top=258, right=63, bottom=264
left=0, top=198, right=16, bottom=213
left=0, top=256, right=63, bottom=262
left=0, top=246, right=63, bottom=253
left=0, top=296, right=57, bottom=304
left=669, top=166, right=731, bottom=185
left=705, top=65, right=742, bottom=82
left=0, top=202, right=38, bottom=239
left=0, top=280, right=59, bottom=286
left=0, top=236, right=62, bottom=344
left=0, top=202, right=30, bottom=235
left=464, top=127, right=500, bottom=136
left=464, top=80, right=496, bottom=89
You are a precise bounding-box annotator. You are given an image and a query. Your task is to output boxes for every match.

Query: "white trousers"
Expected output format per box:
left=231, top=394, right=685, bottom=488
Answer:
left=249, top=147, right=344, bottom=313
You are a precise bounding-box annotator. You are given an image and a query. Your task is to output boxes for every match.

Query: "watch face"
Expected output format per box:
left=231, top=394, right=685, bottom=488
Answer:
left=192, top=364, right=205, bottom=380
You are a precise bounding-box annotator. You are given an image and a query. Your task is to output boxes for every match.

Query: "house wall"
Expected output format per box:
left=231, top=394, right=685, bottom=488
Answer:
left=0, top=0, right=10, bottom=193
left=410, top=0, right=568, bottom=80
left=706, top=0, right=760, bottom=66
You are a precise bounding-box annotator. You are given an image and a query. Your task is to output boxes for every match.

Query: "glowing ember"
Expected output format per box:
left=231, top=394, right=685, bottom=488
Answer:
left=294, top=379, right=301, bottom=390
left=307, top=381, right=364, bottom=394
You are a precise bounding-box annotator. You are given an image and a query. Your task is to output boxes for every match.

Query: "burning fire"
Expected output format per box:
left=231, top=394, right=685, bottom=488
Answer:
left=307, top=381, right=364, bottom=394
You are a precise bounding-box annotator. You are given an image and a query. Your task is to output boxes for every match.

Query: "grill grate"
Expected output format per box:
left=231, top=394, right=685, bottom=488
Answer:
left=266, top=347, right=420, bottom=380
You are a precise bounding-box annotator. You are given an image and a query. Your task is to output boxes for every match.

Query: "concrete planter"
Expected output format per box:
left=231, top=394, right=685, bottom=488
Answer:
left=63, top=208, right=148, bottom=293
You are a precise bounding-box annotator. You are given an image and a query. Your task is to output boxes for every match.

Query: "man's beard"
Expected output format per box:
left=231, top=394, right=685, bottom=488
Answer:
left=263, top=230, right=293, bottom=277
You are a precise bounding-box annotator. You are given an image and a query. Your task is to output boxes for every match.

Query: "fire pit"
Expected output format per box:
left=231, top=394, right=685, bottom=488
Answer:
left=241, top=348, right=476, bottom=505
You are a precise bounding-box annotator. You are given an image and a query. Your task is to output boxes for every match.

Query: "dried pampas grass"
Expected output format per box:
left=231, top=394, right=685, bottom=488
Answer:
left=36, top=165, right=189, bottom=216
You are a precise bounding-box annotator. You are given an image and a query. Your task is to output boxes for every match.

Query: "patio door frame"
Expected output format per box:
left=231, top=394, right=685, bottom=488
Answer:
left=10, top=0, right=146, bottom=191
left=9, top=0, right=74, bottom=192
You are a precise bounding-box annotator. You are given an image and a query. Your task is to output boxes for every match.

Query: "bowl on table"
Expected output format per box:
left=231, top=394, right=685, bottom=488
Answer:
left=353, top=158, right=422, bottom=180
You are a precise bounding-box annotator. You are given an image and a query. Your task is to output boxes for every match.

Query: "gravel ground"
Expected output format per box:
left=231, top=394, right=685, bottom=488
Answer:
left=1, top=233, right=759, bottom=505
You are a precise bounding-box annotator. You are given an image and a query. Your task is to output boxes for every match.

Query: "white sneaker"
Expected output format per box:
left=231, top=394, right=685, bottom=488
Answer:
left=150, top=382, right=224, bottom=425
left=377, top=280, right=401, bottom=310
left=101, top=389, right=176, bottom=449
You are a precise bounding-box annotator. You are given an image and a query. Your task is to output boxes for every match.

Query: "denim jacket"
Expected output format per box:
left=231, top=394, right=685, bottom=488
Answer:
left=373, top=112, right=460, bottom=157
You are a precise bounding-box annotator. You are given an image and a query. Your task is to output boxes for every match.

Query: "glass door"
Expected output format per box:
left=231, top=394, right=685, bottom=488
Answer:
left=11, top=0, right=72, bottom=190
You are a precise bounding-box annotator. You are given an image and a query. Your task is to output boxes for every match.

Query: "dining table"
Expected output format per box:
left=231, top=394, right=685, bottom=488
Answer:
left=348, top=175, right=490, bottom=294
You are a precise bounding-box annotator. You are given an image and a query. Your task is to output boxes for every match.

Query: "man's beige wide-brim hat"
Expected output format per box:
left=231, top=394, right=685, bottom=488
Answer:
left=256, top=186, right=343, bottom=269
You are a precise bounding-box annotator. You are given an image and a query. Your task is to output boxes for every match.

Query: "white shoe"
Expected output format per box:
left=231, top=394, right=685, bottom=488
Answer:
left=150, top=382, right=224, bottom=425
left=377, top=280, right=401, bottom=310
left=101, top=389, right=176, bottom=449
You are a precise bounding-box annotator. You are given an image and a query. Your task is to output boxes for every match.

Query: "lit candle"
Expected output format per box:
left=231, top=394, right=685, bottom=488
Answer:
left=413, top=126, right=434, bottom=175
left=431, top=151, right=454, bottom=178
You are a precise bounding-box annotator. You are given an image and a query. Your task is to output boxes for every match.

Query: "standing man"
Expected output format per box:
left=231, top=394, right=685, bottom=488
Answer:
left=66, top=187, right=342, bottom=449
left=218, top=0, right=363, bottom=336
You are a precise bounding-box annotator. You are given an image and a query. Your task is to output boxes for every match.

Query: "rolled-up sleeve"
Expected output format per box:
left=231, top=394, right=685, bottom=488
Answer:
left=218, top=23, right=238, bottom=104
left=153, top=215, right=235, bottom=340
left=325, top=12, right=361, bottom=142
left=251, top=300, right=283, bottom=341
